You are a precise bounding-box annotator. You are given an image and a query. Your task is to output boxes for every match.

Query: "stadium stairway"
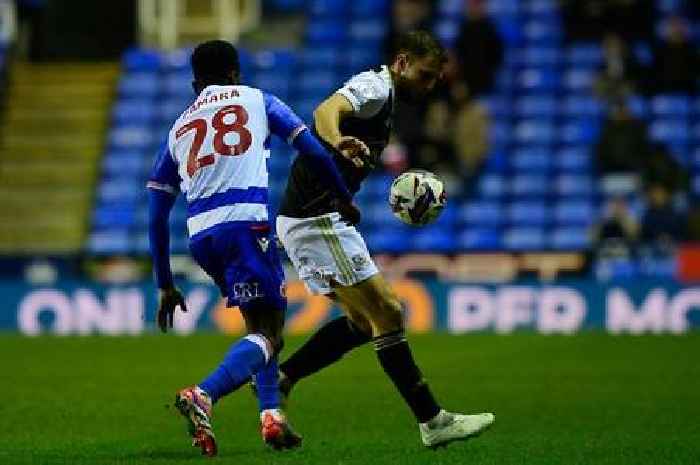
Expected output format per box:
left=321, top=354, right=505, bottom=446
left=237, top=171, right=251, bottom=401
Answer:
left=0, top=63, right=118, bottom=254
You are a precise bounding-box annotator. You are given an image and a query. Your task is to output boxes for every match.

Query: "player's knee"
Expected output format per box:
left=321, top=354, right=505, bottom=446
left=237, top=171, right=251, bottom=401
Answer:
left=373, top=297, right=404, bottom=334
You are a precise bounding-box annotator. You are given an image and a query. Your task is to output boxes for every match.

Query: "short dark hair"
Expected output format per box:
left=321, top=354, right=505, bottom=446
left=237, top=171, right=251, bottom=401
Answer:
left=393, top=30, right=448, bottom=65
left=191, top=40, right=240, bottom=89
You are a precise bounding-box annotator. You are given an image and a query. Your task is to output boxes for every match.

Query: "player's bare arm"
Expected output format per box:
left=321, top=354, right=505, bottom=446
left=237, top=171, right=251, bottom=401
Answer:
left=314, top=93, right=370, bottom=167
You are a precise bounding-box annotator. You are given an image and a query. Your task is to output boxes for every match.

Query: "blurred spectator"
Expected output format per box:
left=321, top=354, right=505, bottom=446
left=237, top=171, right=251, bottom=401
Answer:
left=595, top=102, right=653, bottom=174
left=592, top=197, right=639, bottom=258
left=651, top=16, right=700, bottom=95
left=453, top=0, right=503, bottom=98
left=594, top=33, right=644, bottom=102
left=384, top=0, right=434, bottom=59
left=640, top=183, right=686, bottom=249
left=562, top=0, right=654, bottom=42
left=15, top=0, right=47, bottom=61
left=451, top=97, right=490, bottom=178
left=641, top=144, right=689, bottom=194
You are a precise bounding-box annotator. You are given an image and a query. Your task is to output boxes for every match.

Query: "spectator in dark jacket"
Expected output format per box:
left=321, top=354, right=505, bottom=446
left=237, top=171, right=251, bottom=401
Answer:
left=651, top=16, right=700, bottom=95
left=595, top=102, right=654, bottom=174
left=453, top=0, right=504, bottom=98
left=641, top=183, right=686, bottom=245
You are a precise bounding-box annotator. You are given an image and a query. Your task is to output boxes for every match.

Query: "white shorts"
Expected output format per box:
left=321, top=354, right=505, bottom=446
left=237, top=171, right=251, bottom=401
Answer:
left=276, top=212, right=379, bottom=295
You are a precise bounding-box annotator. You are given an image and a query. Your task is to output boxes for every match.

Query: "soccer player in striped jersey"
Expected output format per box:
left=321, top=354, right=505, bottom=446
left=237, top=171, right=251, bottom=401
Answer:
left=147, top=40, right=358, bottom=456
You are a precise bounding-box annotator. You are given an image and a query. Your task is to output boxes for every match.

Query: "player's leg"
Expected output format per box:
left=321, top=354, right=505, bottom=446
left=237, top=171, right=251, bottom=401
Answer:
left=238, top=300, right=302, bottom=450
left=333, top=274, right=495, bottom=447
left=278, top=297, right=372, bottom=396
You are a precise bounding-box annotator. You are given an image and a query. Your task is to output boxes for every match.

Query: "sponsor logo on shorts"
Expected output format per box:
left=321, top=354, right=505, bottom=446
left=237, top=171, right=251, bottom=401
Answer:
left=297, top=256, right=336, bottom=283
left=233, top=282, right=265, bottom=302
left=351, top=254, right=370, bottom=271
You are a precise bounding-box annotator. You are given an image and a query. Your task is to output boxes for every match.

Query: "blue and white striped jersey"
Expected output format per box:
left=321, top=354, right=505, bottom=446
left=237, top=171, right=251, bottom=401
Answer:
left=147, top=85, right=306, bottom=239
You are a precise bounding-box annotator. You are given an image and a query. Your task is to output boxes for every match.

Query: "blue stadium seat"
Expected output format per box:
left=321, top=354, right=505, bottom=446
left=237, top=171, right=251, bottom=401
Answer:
left=477, top=175, right=507, bottom=198
left=87, top=231, right=132, bottom=255
left=515, top=96, right=557, bottom=117
left=507, top=201, right=549, bottom=225
left=559, top=120, right=600, bottom=144
left=651, top=95, right=691, bottom=117
left=560, top=96, right=605, bottom=118
left=438, top=0, right=462, bottom=16
left=347, top=48, right=381, bottom=73
left=524, top=0, right=558, bottom=15
left=503, top=227, right=545, bottom=250
left=306, top=21, right=347, bottom=43
left=514, top=120, right=555, bottom=144
left=511, top=147, right=552, bottom=171
left=299, top=48, right=340, bottom=68
left=112, top=100, right=157, bottom=125
left=254, top=72, right=292, bottom=100
left=516, top=69, right=560, bottom=92
left=160, top=49, right=191, bottom=72
left=435, top=19, right=461, bottom=45
left=102, top=151, right=144, bottom=178
left=562, top=69, right=594, bottom=92
left=351, top=0, right=390, bottom=16
left=349, top=20, right=386, bottom=41
left=309, top=0, right=347, bottom=17
left=627, top=95, right=649, bottom=119
left=118, top=73, right=159, bottom=97
left=98, top=179, right=144, bottom=203
left=93, top=205, right=137, bottom=229
left=365, top=228, right=413, bottom=253
left=516, top=47, right=562, bottom=67
left=252, top=49, right=296, bottom=72
left=457, top=228, right=503, bottom=250
left=159, top=99, right=191, bottom=123
left=649, top=119, right=690, bottom=144
left=413, top=228, right=457, bottom=253
left=479, top=96, right=511, bottom=118
left=296, top=71, right=338, bottom=97
left=163, top=72, right=191, bottom=97
left=459, top=201, right=504, bottom=227
left=108, top=126, right=154, bottom=150
left=555, top=147, right=591, bottom=172
left=122, top=48, right=162, bottom=72
left=523, top=19, right=563, bottom=43
left=554, top=174, right=595, bottom=196
left=490, top=121, right=513, bottom=146
left=565, top=43, right=603, bottom=67
left=550, top=227, right=590, bottom=250
left=553, top=200, right=595, bottom=225
left=511, top=174, right=549, bottom=196
left=694, top=176, right=700, bottom=195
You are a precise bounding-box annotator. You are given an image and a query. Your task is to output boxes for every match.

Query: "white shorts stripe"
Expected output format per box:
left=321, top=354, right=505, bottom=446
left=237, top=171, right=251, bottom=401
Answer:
left=186, top=203, right=268, bottom=237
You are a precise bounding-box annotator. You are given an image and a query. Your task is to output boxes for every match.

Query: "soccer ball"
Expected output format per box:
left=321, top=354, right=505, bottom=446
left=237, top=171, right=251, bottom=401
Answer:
left=389, top=170, right=446, bottom=226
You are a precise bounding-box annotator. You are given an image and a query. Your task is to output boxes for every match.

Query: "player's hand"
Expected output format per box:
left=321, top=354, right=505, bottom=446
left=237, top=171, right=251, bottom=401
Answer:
left=331, top=198, right=361, bottom=226
left=336, top=136, right=370, bottom=168
left=157, top=286, right=188, bottom=333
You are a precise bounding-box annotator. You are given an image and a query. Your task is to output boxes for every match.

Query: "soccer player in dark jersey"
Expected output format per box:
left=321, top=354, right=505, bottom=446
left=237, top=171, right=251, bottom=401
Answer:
left=274, top=31, right=495, bottom=447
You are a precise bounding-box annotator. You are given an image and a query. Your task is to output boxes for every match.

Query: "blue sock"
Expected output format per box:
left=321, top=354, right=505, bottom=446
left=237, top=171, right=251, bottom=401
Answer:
left=200, top=334, right=269, bottom=403
left=254, top=358, right=280, bottom=411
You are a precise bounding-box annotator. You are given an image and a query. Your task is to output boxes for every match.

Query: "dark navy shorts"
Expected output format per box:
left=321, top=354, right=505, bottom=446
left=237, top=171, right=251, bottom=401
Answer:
left=189, top=222, right=287, bottom=311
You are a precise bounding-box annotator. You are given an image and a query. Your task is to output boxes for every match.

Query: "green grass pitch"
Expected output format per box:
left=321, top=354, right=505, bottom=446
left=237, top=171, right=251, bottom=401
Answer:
left=2, top=333, right=699, bottom=465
